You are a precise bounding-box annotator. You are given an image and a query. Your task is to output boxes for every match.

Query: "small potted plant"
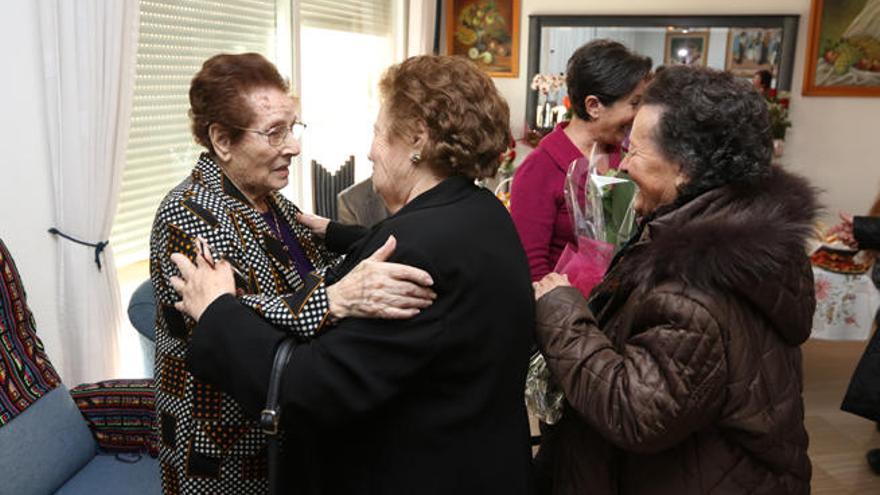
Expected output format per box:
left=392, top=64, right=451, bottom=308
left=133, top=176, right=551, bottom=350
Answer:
left=530, top=73, right=567, bottom=131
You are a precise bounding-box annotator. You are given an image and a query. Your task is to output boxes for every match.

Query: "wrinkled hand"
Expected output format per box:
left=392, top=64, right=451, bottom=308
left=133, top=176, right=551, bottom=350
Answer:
left=296, top=211, right=331, bottom=238
left=327, top=235, right=436, bottom=319
left=169, top=238, right=235, bottom=321
left=533, top=272, right=571, bottom=301
left=827, top=213, right=857, bottom=248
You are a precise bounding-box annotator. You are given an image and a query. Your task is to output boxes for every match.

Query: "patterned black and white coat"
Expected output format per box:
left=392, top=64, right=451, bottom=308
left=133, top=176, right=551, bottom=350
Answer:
left=149, top=152, right=338, bottom=494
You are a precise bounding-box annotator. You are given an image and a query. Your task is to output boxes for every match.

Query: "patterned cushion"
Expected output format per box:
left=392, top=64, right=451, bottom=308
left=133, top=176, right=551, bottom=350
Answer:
left=70, top=379, right=158, bottom=456
left=0, top=237, right=61, bottom=425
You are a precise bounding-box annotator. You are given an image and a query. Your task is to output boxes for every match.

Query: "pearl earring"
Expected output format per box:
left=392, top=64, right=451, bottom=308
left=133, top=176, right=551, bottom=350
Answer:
left=409, top=152, right=422, bottom=164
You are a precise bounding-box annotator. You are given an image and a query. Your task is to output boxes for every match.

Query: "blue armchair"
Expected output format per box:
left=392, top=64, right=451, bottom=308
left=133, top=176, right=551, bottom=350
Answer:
left=0, top=238, right=159, bottom=494
left=127, top=279, right=157, bottom=376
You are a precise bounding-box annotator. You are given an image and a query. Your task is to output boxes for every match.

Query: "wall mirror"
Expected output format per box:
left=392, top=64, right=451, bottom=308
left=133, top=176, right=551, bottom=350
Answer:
left=525, top=15, right=799, bottom=130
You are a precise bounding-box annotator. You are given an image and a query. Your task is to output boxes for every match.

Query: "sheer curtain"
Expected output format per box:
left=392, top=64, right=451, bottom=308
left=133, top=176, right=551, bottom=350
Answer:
left=38, top=0, right=139, bottom=384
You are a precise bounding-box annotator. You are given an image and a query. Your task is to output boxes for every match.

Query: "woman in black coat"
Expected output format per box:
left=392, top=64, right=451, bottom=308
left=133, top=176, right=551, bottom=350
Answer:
left=167, top=55, right=534, bottom=494
left=837, top=210, right=880, bottom=474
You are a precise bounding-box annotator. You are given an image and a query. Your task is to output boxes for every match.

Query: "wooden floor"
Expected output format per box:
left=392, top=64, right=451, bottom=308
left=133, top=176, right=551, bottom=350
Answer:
left=803, top=338, right=880, bottom=494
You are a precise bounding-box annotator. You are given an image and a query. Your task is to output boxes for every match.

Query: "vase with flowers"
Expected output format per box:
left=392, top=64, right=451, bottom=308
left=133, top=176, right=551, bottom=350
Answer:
left=530, top=73, right=567, bottom=130
left=766, top=89, right=792, bottom=157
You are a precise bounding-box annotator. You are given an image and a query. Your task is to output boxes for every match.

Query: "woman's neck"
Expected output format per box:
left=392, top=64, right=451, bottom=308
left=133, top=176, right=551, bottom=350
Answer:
left=221, top=167, right=270, bottom=213
left=384, top=171, right=445, bottom=214
left=563, top=116, right=602, bottom=157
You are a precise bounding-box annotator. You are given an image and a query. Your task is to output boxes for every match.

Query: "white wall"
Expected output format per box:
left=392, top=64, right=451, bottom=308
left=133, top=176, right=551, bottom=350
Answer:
left=0, top=3, right=66, bottom=376
left=496, top=0, right=880, bottom=222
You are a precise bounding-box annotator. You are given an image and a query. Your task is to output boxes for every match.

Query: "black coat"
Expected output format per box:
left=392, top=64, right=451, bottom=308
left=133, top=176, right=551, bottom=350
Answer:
left=189, top=176, right=534, bottom=494
left=842, top=215, right=880, bottom=422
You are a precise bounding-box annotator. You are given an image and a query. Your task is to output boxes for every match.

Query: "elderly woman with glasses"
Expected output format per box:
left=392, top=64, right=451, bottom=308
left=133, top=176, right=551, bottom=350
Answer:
left=149, top=52, right=435, bottom=494
left=166, top=55, right=534, bottom=494
left=532, top=66, right=817, bottom=494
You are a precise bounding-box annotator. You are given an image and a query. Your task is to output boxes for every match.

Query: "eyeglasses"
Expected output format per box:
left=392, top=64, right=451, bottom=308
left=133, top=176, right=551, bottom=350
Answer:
left=234, top=121, right=307, bottom=147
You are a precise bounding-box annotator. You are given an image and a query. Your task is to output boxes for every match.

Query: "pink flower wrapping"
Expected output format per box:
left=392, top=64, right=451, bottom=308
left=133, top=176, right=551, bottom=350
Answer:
left=553, top=236, right=615, bottom=298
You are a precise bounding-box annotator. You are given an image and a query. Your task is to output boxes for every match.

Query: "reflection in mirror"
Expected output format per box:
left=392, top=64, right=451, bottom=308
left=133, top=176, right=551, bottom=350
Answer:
left=540, top=27, right=783, bottom=78
left=526, top=16, right=799, bottom=135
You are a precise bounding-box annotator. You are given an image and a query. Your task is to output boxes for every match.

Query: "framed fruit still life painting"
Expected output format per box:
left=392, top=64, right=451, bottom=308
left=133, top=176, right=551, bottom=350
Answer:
left=803, top=0, right=880, bottom=96
left=447, top=0, right=520, bottom=77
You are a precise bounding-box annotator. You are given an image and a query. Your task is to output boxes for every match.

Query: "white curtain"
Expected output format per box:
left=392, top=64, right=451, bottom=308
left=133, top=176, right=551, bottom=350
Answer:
left=407, top=0, right=437, bottom=57
left=38, top=0, right=139, bottom=385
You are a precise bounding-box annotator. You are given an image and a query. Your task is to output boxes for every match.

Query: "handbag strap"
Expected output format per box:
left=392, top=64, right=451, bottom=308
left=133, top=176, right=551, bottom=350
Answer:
left=261, top=337, right=296, bottom=495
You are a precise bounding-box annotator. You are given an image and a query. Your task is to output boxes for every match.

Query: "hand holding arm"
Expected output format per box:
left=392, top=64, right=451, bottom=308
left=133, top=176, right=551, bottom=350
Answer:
left=327, top=235, right=436, bottom=319
left=533, top=272, right=571, bottom=300
left=169, top=238, right=234, bottom=321
left=296, top=211, right=331, bottom=238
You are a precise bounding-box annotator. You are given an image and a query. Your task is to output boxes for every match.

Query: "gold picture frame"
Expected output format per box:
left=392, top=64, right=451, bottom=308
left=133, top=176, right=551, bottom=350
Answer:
left=446, top=0, right=520, bottom=78
left=725, top=28, right=783, bottom=77
left=664, top=31, right=709, bottom=67
left=803, top=0, right=880, bottom=97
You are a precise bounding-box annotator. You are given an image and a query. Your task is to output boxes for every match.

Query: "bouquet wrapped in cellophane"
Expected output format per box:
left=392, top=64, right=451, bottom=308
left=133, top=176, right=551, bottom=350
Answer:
left=526, top=143, right=637, bottom=425
left=555, top=143, right=638, bottom=298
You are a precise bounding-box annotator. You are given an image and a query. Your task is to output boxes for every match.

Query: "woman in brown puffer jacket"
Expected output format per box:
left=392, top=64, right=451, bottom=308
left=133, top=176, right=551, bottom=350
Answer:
left=533, top=66, right=818, bottom=495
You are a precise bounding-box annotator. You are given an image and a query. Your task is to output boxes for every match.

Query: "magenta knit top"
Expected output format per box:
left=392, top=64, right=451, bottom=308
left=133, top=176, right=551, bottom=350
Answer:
left=510, top=122, right=621, bottom=281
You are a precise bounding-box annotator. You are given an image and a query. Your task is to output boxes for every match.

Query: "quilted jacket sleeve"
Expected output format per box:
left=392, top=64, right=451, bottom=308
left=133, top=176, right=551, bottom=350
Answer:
left=535, top=286, right=728, bottom=454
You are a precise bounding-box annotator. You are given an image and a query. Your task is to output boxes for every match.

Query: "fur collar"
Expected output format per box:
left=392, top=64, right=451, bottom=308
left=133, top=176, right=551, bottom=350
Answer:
left=617, top=166, right=821, bottom=344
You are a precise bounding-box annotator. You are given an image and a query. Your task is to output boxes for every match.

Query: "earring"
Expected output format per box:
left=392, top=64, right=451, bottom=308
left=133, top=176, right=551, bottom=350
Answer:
left=409, top=152, right=421, bottom=164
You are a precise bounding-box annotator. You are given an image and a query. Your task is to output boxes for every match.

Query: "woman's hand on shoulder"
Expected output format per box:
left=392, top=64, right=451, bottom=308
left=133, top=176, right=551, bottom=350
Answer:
left=533, top=272, right=571, bottom=301
left=326, top=235, right=436, bottom=320
left=296, top=211, right=330, bottom=238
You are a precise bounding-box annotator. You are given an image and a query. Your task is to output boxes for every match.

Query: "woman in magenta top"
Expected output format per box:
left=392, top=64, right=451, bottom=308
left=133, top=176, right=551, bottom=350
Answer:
left=511, top=40, right=652, bottom=281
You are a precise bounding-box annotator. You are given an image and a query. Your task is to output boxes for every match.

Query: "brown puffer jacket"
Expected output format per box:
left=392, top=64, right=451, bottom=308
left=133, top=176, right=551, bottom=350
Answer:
left=536, top=167, right=818, bottom=495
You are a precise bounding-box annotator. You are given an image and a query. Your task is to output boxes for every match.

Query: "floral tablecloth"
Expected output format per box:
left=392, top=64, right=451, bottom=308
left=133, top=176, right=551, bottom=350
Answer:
left=811, top=267, right=880, bottom=341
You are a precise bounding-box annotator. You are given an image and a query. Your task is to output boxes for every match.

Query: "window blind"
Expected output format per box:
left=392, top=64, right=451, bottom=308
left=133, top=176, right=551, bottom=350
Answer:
left=300, top=0, right=393, bottom=36
left=111, top=0, right=278, bottom=266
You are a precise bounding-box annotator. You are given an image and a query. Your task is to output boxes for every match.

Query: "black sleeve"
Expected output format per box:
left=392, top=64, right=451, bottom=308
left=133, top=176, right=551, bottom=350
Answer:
left=325, top=221, right=369, bottom=253
left=854, top=216, right=880, bottom=250
left=188, top=258, right=447, bottom=429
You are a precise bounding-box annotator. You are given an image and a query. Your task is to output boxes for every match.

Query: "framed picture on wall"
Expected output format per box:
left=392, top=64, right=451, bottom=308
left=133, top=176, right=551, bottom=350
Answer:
left=446, top=0, right=520, bottom=77
left=803, top=0, right=880, bottom=96
left=725, top=28, right=783, bottom=77
left=664, top=31, right=709, bottom=66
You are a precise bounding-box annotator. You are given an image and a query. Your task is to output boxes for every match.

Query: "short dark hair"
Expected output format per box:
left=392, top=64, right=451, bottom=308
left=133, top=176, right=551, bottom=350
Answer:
left=566, top=40, right=652, bottom=121
left=189, top=53, right=290, bottom=154
left=643, top=65, right=772, bottom=198
left=755, top=69, right=773, bottom=91
left=379, top=55, right=510, bottom=180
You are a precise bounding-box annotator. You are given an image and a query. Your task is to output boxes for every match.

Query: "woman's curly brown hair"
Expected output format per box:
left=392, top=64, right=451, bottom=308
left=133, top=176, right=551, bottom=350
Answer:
left=189, top=53, right=290, bottom=154
left=379, top=55, right=511, bottom=179
left=643, top=65, right=772, bottom=199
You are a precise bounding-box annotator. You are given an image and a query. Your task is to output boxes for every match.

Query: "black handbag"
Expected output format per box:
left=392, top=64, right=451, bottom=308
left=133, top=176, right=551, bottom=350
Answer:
left=261, top=337, right=296, bottom=495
